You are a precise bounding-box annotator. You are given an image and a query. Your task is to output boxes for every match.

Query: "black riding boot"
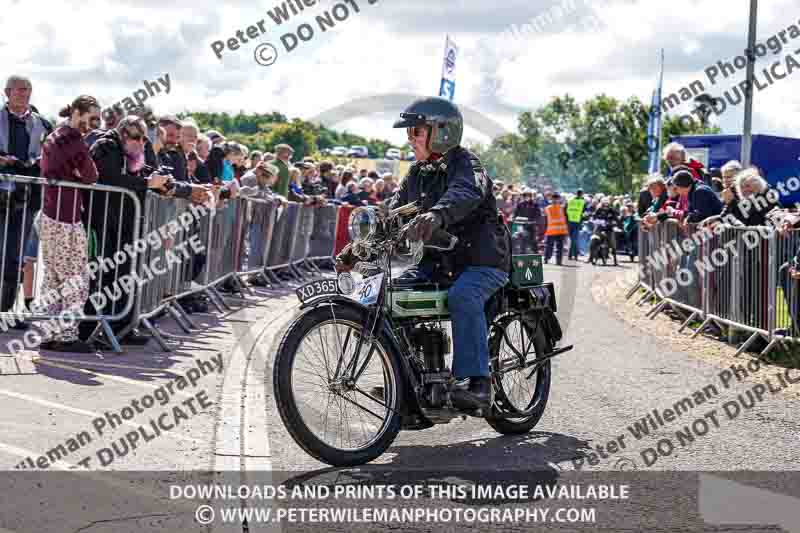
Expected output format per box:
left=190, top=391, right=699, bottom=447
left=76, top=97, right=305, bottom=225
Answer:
left=451, top=377, right=491, bottom=411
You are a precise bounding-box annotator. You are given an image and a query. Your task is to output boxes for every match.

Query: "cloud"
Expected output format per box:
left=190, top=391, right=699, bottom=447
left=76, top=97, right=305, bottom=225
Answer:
left=0, top=0, right=797, bottom=144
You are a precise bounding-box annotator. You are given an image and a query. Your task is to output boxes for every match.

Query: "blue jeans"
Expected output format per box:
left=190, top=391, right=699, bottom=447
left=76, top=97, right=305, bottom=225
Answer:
left=568, top=222, right=581, bottom=258
left=448, top=266, right=509, bottom=379
left=579, top=225, right=591, bottom=255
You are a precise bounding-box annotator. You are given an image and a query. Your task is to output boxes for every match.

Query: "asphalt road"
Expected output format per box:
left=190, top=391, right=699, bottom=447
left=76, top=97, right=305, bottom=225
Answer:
left=264, top=262, right=800, bottom=473
left=2, top=261, right=800, bottom=532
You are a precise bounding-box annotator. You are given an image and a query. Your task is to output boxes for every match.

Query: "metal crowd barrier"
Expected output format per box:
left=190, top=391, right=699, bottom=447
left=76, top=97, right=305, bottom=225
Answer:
left=290, top=204, right=318, bottom=278
left=266, top=201, right=300, bottom=281
left=235, top=197, right=279, bottom=288
left=132, top=194, right=221, bottom=351
left=0, top=173, right=142, bottom=353
left=628, top=217, right=789, bottom=357
left=307, top=204, right=337, bottom=268
left=0, top=176, right=358, bottom=354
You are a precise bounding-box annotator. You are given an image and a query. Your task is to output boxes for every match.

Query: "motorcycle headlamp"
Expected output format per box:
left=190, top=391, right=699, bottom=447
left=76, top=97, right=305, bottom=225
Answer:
left=348, top=207, right=377, bottom=242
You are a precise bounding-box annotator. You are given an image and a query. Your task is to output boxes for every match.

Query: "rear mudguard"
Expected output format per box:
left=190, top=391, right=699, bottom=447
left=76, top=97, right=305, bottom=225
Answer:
left=299, top=295, right=426, bottom=421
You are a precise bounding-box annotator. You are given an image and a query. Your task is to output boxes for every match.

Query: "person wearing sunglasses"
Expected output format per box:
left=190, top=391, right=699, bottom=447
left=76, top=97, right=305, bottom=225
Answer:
left=336, top=96, right=510, bottom=412
left=77, top=116, right=171, bottom=346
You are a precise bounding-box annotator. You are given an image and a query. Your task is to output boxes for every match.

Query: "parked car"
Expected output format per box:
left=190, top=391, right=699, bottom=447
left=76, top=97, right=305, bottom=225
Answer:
left=385, top=148, right=402, bottom=160
left=330, top=146, right=348, bottom=157
left=348, top=145, right=369, bottom=158
left=405, top=150, right=416, bottom=161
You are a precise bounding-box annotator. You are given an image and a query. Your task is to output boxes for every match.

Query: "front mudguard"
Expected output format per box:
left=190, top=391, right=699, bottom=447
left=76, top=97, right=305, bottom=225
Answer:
left=299, top=295, right=427, bottom=423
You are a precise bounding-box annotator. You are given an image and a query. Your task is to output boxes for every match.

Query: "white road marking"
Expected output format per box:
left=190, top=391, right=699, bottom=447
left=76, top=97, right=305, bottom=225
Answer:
left=0, top=388, right=198, bottom=443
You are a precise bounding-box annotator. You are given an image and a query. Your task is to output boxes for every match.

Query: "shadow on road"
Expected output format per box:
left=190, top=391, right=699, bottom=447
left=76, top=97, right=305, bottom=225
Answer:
left=277, top=430, right=591, bottom=492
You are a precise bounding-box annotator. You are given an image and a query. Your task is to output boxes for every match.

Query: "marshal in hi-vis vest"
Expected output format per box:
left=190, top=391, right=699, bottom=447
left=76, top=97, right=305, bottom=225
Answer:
left=545, top=204, right=568, bottom=236
left=566, top=197, right=586, bottom=223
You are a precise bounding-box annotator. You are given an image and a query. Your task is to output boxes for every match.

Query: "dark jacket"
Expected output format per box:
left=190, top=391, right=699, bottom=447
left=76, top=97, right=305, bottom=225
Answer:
left=726, top=190, right=776, bottom=227
left=637, top=188, right=652, bottom=218
left=591, top=206, right=620, bottom=233
left=685, top=181, right=723, bottom=223
left=389, top=146, right=510, bottom=279
left=514, top=199, right=541, bottom=221
left=719, top=189, right=744, bottom=224
left=158, top=146, right=187, bottom=181
left=86, top=129, right=152, bottom=256
left=87, top=130, right=197, bottom=245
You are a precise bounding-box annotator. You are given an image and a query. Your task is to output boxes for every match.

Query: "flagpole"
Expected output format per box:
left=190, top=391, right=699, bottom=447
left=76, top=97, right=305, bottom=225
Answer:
left=656, top=48, right=664, bottom=167
left=742, top=0, right=758, bottom=166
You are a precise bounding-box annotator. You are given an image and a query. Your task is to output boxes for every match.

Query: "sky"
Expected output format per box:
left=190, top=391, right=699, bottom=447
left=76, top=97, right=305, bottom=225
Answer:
left=1, top=0, right=799, bottom=148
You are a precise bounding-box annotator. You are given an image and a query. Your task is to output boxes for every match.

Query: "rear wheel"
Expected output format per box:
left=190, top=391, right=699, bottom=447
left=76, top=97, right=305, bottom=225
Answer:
left=273, top=304, right=404, bottom=466
left=485, top=314, right=552, bottom=434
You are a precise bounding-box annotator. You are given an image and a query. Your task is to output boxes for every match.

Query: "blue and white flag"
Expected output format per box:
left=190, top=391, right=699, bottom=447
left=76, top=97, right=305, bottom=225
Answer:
left=438, top=35, right=458, bottom=101
left=647, top=49, right=665, bottom=174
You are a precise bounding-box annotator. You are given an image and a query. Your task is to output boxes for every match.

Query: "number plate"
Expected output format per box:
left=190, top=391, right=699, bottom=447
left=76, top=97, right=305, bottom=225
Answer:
left=295, top=278, right=339, bottom=304
left=350, top=273, right=384, bottom=306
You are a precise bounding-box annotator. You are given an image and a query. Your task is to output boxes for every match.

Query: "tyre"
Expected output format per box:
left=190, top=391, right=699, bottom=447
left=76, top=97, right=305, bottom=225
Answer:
left=273, top=304, right=404, bottom=466
left=485, top=314, right=552, bottom=434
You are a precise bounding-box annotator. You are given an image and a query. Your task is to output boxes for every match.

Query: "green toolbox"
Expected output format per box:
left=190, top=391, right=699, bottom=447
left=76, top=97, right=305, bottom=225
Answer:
left=510, top=254, right=544, bottom=287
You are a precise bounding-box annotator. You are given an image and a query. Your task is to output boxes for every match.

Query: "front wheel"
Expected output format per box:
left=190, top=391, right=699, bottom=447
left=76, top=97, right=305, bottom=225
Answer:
left=273, top=304, right=404, bottom=466
left=485, top=314, right=552, bottom=434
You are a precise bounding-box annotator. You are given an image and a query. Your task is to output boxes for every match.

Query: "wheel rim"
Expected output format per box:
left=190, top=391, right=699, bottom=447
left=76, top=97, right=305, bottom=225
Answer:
left=492, top=318, right=547, bottom=419
left=290, top=318, right=396, bottom=453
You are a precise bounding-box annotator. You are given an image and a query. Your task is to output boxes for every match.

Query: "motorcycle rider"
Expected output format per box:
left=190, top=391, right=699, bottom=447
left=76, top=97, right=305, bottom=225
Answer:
left=336, top=96, right=510, bottom=412
left=589, top=197, right=620, bottom=265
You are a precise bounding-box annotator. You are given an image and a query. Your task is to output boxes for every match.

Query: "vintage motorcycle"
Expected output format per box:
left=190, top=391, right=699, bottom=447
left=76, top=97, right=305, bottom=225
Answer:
left=588, top=218, right=620, bottom=266
left=273, top=203, right=572, bottom=467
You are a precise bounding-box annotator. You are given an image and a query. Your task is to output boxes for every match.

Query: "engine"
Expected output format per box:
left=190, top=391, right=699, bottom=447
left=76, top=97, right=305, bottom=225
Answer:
left=408, top=324, right=452, bottom=409
left=408, top=324, right=450, bottom=371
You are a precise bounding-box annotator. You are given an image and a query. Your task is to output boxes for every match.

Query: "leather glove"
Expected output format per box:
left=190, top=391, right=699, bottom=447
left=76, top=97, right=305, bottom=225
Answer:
left=335, top=243, right=357, bottom=273
left=408, top=212, right=442, bottom=243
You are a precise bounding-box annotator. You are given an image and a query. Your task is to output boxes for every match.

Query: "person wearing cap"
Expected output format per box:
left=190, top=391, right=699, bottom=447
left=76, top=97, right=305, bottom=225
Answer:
left=240, top=161, right=280, bottom=199
left=672, top=168, right=722, bottom=224
left=543, top=192, right=568, bottom=265
left=157, top=115, right=187, bottom=180
left=273, top=143, right=294, bottom=197
left=566, top=189, right=586, bottom=260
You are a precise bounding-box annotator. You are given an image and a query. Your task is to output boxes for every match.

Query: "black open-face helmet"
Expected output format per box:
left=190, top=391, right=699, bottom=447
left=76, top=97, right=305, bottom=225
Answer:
left=393, top=96, right=463, bottom=154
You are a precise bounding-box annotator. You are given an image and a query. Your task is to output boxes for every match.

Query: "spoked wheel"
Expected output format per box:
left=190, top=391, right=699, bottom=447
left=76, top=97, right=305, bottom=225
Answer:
left=273, top=304, right=404, bottom=466
left=486, top=314, right=552, bottom=434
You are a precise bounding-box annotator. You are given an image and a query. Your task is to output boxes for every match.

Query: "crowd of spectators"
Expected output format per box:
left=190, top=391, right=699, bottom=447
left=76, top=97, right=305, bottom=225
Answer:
left=0, top=74, right=414, bottom=353
left=5, top=72, right=800, bottom=352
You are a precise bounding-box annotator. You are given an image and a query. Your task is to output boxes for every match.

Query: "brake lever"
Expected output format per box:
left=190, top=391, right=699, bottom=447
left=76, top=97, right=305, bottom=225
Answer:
left=424, top=233, right=459, bottom=252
